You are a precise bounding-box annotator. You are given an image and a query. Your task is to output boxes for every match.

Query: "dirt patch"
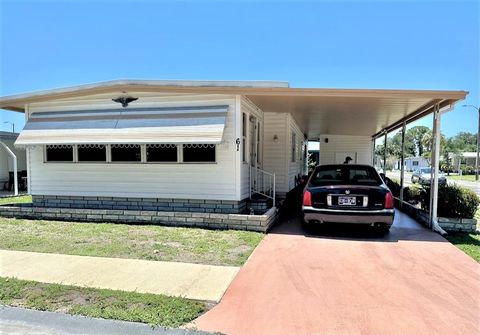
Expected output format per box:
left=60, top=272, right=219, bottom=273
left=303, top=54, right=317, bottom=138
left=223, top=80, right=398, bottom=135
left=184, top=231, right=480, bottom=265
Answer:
left=161, top=241, right=184, bottom=248
left=230, top=245, right=251, bottom=255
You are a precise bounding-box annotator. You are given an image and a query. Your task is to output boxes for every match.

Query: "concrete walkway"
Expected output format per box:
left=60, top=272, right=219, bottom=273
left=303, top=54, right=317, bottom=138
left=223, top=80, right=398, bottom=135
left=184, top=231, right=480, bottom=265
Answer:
left=0, top=250, right=239, bottom=302
left=195, top=211, right=480, bottom=335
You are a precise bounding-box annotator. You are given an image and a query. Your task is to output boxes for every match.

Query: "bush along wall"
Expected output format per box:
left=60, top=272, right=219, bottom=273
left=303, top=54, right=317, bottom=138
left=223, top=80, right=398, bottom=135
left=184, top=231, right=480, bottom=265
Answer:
left=388, top=179, right=479, bottom=232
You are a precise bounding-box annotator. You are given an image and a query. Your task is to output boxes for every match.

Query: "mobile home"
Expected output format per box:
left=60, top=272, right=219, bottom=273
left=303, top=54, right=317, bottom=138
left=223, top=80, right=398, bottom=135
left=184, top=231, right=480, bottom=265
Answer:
left=0, top=80, right=467, bottom=229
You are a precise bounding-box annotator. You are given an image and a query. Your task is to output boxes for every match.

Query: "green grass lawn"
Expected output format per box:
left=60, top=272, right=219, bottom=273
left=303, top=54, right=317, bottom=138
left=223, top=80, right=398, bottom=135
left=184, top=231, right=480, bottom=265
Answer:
left=447, top=174, right=479, bottom=182
left=0, top=195, right=32, bottom=205
left=445, top=232, right=480, bottom=262
left=0, top=218, right=263, bottom=266
left=0, top=277, right=204, bottom=327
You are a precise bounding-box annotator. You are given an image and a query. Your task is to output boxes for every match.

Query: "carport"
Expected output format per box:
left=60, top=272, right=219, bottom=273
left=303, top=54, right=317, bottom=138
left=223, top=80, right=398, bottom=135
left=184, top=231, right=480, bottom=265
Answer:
left=245, top=88, right=468, bottom=234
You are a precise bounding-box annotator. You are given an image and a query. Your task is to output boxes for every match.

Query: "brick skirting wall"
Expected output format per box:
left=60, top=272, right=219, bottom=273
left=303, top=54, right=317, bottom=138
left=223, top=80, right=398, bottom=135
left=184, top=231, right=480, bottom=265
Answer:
left=396, top=199, right=478, bottom=233
left=32, top=195, right=247, bottom=214
left=0, top=205, right=278, bottom=233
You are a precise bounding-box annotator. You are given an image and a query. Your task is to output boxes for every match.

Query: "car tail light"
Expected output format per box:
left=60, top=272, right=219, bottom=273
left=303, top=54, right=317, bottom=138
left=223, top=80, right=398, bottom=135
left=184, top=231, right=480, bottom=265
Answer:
left=303, top=190, right=312, bottom=206
left=385, top=191, right=394, bottom=209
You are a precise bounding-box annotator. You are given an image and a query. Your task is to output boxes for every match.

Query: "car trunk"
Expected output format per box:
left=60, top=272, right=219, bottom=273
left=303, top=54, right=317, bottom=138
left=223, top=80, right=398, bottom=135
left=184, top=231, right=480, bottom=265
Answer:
left=310, top=185, right=388, bottom=210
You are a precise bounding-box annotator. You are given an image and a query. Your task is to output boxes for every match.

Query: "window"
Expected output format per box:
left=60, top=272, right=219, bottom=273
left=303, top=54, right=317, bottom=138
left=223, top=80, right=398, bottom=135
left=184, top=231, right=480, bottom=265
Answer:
left=146, top=144, right=178, bottom=162
left=291, top=132, right=296, bottom=162
left=257, top=121, right=261, bottom=164
left=78, top=144, right=106, bottom=162
left=46, top=145, right=73, bottom=162
left=242, top=113, right=247, bottom=162
left=413, top=161, right=419, bottom=166
left=309, top=166, right=382, bottom=187
left=183, top=144, right=216, bottom=162
left=111, top=144, right=141, bottom=162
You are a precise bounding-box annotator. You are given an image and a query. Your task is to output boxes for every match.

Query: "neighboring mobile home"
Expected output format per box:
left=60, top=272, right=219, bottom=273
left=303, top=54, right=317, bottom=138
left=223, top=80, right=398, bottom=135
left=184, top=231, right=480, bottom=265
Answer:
left=394, top=156, right=430, bottom=172
left=0, top=80, right=467, bottom=224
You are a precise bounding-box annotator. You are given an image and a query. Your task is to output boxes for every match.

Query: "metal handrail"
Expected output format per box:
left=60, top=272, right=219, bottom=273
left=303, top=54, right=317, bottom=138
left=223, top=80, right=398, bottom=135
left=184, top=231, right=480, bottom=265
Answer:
left=250, top=166, right=276, bottom=208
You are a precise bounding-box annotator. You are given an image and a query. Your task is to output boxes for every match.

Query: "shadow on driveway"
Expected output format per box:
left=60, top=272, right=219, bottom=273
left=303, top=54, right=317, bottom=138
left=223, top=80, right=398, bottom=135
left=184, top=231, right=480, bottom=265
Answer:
left=271, top=209, right=446, bottom=243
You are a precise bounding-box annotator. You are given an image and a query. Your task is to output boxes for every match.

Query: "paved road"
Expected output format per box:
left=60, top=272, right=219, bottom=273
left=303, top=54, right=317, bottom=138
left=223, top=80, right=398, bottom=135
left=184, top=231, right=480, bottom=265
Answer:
left=387, top=170, right=480, bottom=196
left=449, top=179, right=480, bottom=195
left=195, top=211, right=480, bottom=335
left=0, top=306, right=210, bottom=335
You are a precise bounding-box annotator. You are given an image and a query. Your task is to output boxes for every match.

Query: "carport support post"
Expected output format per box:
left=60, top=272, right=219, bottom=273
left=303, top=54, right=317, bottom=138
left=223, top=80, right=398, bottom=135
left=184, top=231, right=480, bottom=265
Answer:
left=371, top=138, right=376, bottom=166
left=399, top=122, right=406, bottom=205
left=0, top=141, right=18, bottom=196
left=383, top=132, right=387, bottom=173
left=429, top=104, right=446, bottom=234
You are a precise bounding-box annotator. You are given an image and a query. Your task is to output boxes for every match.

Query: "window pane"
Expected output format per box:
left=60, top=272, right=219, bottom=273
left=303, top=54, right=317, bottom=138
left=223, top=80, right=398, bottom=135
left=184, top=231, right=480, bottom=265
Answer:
left=78, top=145, right=106, bottom=162
left=46, top=145, right=73, bottom=162
left=111, top=144, right=141, bottom=162
left=257, top=122, right=261, bottom=164
left=146, top=144, right=177, bottom=162
left=291, top=133, right=296, bottom=162
left=242, top=113, right=246, bottom=136
left=183, top=145, right=215, bottom=162
left=309, top=166, right=382, bottom=187
left=242, top=138, right=246, bottom=162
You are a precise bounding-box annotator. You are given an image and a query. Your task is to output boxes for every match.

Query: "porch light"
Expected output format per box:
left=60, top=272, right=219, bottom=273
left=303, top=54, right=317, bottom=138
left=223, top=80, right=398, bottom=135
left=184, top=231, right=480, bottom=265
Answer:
left=112, top=96, right=138, bottom=108
left=273, top=134, right=278, bottom=143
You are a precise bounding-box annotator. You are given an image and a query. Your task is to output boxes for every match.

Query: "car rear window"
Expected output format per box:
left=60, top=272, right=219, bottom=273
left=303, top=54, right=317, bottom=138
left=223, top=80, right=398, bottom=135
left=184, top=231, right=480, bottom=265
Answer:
left=309, top=165, right=382, bottom=187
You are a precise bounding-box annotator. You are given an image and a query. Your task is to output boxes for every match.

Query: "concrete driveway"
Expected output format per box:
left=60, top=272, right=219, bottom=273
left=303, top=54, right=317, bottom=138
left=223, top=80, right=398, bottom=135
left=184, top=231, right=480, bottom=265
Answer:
left=195, top=211, right=480, bottom=335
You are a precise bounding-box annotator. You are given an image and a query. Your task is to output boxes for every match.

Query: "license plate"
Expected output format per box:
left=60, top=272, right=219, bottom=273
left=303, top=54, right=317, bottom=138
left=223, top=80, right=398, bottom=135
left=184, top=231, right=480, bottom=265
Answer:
left=338, top=196, right=357, bottom=206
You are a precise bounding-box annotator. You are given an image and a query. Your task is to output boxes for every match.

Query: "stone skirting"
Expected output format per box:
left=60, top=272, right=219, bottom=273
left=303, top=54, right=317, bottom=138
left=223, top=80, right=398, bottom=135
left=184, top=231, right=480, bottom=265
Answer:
left=32, top=195, right=247, bottom=214
left=437, top=217, right=478, bottom=233
left=0, top=204, right=278, bottom=233
left=396, top=200, right=478, bottom=233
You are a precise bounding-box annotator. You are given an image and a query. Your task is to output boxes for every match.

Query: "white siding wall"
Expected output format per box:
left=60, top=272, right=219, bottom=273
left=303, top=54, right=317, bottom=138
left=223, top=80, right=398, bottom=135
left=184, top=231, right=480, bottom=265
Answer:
left=287, top=115, right=305, bottom=190
left=239, top=97, right=263, bottom=200
left=0, top=138, right=27, bottom=182
left=27, top=94, right=240, bottom=200
left=263, top=113, right=288, bottom=195
left=319, top=135, right=373, bottom=165
left=262, top=113, right=305, bottom=196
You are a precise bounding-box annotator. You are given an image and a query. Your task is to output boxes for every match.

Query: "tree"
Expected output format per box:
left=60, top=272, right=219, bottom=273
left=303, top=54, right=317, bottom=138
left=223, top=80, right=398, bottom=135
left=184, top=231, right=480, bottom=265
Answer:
left=405, top=126, right=430, bottom=156
left=450, top=132, right=477, bottom=152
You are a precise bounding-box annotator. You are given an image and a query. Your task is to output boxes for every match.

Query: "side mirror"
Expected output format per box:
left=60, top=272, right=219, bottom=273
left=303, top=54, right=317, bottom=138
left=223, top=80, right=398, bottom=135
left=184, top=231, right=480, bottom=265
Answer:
left=379, top=173, right=386, bottom=181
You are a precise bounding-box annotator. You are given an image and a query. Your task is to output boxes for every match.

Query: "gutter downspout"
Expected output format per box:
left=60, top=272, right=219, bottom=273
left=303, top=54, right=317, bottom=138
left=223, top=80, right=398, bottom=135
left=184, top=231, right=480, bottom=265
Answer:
left=0, top=141, right=18, bottom=196
left=430, top=102, right=455, bottom=235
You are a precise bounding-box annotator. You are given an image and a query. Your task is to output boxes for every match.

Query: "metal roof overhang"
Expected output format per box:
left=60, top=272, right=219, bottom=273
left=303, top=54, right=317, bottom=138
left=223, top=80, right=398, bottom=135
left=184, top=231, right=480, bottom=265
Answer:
left=0, top=80, right=468, bottom=139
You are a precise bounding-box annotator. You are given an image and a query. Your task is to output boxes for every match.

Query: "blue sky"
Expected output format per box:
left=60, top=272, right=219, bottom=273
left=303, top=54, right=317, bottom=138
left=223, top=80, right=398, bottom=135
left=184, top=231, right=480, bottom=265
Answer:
left=1, top=0, right=478, bottom=137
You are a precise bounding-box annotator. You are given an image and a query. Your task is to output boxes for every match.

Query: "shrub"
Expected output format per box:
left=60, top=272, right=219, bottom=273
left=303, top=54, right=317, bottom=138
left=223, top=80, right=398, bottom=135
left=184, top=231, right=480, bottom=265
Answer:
left=384, top=177, right=401, bottom=197
left=423, top=184, right=480, bottom=218
left=403, top=185, right=425, bottom=206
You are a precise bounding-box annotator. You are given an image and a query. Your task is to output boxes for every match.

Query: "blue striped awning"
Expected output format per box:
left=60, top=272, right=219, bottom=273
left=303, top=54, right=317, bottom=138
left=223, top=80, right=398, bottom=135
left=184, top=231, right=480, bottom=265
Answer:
left=15, top=105, right=228, bottom=146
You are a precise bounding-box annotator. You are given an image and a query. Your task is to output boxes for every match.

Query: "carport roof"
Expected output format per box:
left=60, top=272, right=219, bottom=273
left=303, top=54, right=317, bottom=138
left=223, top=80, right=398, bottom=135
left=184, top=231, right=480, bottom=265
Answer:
left=0, top=79, right=468, bottom=138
